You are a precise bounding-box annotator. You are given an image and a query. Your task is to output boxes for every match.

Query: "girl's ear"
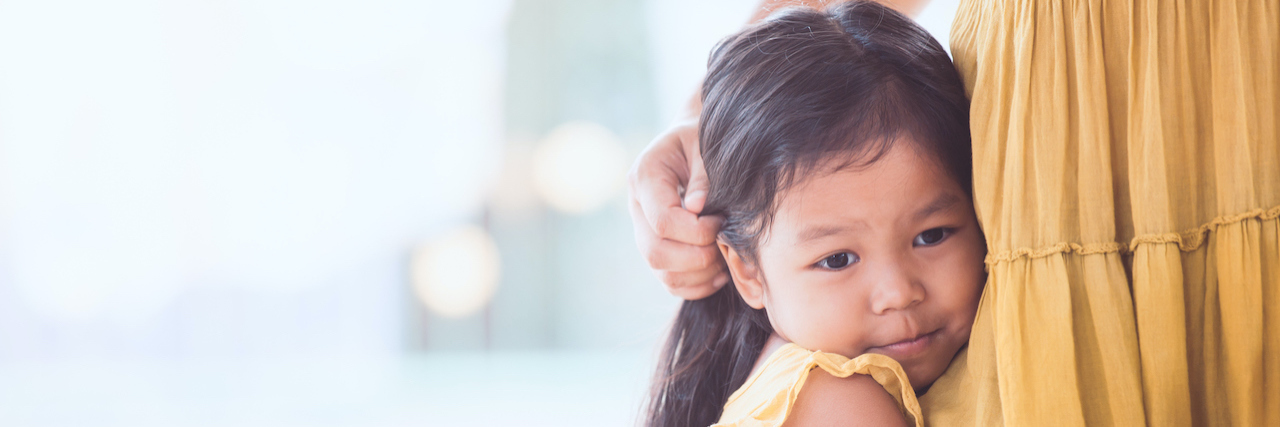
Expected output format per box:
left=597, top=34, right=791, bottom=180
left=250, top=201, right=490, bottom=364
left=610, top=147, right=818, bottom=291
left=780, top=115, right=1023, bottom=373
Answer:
left=719, top=241, right=766, bottom=310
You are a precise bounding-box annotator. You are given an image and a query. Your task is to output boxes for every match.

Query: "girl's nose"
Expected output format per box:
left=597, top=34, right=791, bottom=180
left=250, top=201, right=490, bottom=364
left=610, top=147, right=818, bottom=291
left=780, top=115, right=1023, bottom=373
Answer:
left=869, top=262, right=926, bottom=314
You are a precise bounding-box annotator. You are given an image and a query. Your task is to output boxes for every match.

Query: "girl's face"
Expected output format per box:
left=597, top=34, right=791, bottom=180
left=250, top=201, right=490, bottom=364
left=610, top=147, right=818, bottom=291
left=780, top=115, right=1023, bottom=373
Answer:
left=720, top=141, right=986, bottom=390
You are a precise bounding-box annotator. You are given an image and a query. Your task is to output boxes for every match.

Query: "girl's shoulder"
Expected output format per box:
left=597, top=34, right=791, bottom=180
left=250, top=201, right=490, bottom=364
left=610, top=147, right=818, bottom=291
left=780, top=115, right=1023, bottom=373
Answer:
left=714, top=343, right=923, bottom=427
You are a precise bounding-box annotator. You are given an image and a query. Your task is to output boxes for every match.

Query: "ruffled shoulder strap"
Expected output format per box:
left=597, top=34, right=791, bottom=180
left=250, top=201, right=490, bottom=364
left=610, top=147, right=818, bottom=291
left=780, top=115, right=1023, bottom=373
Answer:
left=715, top=343, right=923, bottom=427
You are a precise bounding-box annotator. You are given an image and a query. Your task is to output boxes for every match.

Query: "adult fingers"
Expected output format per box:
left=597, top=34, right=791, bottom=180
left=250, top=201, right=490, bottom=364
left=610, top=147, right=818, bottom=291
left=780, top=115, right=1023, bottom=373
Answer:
left=659, top=267, right=730, bottom=301
left=646, top=233, right=725, bottom=273
left=681, top=125, right=711, bottom=214
left=630, top=198, right=728, bottom=299
left=629, top=125, right=720, bottom=246
left=659, top=206, right=729, bottom=297
left=630, top=198, right=724, bottom=272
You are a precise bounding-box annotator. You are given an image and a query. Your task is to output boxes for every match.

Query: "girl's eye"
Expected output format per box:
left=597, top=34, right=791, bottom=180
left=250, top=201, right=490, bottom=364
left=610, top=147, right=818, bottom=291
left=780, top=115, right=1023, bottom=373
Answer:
left=913, top=228, right=952, bottom=246
left=817, top=252, right=859, bottom=270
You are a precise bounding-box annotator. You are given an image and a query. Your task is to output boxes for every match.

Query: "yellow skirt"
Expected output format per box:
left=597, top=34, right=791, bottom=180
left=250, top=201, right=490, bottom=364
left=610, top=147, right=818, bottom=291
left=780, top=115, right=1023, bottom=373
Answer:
left=921, top=0, right=1280, bottom=426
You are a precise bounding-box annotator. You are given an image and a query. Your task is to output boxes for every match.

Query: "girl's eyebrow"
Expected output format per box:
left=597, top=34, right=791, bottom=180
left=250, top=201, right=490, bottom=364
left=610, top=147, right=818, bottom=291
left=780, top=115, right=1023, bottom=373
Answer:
left=795, top=194, right=963, bottom=243
left=913, top=193, right=963, bottom=221
left=796, top=224, right=854, bottom=244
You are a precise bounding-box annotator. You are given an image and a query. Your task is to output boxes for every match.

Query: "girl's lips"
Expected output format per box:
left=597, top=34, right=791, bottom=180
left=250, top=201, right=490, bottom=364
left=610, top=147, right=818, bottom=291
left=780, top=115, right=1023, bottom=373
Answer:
left=869, top=328, right=942, bottom=359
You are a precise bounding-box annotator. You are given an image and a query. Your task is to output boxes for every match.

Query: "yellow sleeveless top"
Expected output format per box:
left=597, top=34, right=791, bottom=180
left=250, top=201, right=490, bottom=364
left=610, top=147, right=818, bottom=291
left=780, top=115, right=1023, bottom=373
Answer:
left=713, top=343, right=923, bottom=427
left=919, top=0, right=1280, bottom=426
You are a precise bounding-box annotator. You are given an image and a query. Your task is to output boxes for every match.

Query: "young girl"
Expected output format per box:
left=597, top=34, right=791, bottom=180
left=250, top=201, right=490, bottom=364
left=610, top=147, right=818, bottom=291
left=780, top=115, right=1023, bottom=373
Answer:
left=644, top=2, right=985, bottom=426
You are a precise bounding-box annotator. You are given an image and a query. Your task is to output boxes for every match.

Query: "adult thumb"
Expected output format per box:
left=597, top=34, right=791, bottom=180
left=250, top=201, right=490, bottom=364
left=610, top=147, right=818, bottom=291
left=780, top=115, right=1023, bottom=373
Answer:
left=683, top=152, right=710, bottom=214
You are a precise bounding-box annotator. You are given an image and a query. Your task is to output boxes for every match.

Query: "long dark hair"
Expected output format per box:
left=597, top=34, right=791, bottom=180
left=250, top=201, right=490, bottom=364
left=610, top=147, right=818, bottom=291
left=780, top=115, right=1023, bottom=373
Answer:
left=644, top=2, right=971, bottom=426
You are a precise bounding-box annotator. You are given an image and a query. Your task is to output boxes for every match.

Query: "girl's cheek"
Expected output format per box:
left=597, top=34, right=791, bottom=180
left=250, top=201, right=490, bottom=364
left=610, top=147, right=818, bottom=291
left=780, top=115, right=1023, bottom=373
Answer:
left=795, top=268, right=855, bottom=291
left=928, top=247, right=984, bottom=302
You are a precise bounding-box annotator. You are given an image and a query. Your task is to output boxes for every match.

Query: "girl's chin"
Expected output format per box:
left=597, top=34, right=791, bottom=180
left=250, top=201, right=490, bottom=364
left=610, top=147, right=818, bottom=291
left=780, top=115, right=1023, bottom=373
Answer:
left=904, top=362, right=945, bottom=392
left=906, top=341, right=968, bottom=392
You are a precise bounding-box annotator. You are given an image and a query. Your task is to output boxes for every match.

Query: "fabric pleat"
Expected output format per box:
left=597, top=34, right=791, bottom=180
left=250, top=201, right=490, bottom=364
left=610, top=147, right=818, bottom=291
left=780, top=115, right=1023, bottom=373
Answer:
left=919, top=0, right=1280, bottom=425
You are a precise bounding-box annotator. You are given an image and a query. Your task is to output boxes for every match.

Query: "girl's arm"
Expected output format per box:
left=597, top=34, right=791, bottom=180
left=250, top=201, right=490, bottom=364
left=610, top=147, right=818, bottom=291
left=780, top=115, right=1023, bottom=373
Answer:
left=628, top=0, right=935, bottom=300
left=783, top=370, right=912, bottom=427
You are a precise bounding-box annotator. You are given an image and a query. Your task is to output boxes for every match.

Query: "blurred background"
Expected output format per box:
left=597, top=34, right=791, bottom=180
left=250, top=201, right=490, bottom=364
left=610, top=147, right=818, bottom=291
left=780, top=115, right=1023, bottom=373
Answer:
left=0, top=0, right=957, bottom=425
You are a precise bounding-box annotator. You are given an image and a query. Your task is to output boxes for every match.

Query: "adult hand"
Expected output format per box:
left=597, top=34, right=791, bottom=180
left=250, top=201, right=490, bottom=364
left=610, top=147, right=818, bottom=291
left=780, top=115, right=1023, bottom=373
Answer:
left=628, top=119, right=728, bottom=300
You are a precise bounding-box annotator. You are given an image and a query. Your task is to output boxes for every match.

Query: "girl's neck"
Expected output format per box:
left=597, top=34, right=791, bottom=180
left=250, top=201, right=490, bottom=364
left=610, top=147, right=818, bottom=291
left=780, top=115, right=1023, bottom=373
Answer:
left=749, top=333, right=793, bottom=378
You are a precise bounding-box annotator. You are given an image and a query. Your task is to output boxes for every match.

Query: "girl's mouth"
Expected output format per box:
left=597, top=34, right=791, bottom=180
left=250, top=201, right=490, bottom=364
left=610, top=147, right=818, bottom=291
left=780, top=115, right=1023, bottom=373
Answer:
left=869, top=328, right=943, bottom=359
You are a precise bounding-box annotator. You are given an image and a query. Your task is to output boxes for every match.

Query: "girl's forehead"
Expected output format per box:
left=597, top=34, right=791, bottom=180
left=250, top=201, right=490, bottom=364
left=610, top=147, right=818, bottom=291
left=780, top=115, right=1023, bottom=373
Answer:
left=766, top=145, right=966, bottom=240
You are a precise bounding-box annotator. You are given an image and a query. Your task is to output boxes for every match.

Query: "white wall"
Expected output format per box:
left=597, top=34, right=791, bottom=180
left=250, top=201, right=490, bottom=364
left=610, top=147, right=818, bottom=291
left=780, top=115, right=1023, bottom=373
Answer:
left=0, top=0, right=510, bottom=360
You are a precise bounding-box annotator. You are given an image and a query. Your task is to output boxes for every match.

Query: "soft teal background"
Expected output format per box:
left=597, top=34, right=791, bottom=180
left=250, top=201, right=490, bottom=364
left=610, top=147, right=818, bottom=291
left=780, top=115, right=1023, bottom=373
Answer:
left=0, top=0, right=957, bottom=424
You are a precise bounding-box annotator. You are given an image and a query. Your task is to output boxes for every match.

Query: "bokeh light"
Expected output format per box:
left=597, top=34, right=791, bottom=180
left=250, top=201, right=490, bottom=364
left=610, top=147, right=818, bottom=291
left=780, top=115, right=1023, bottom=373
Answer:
left=531, top=121, right=629, bottom=215
left=410, top=225, right=501, bottom=318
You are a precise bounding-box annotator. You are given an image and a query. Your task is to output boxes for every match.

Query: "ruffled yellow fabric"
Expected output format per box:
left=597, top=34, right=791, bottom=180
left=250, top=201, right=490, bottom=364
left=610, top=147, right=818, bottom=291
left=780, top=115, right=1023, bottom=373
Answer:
left=921, top=0, right=1280, bottom=426
left=715, top=343, right=923, bottom=427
